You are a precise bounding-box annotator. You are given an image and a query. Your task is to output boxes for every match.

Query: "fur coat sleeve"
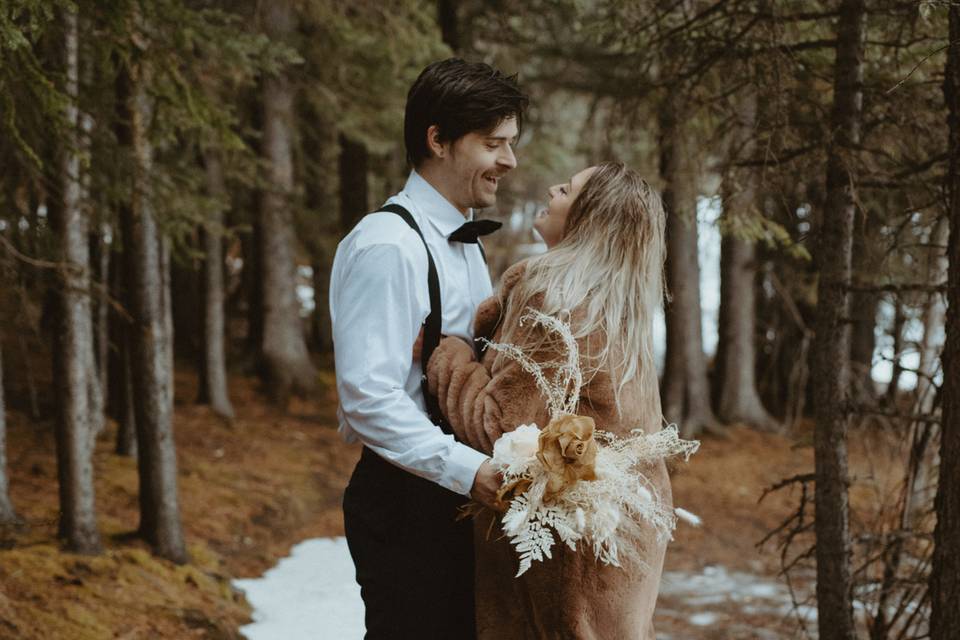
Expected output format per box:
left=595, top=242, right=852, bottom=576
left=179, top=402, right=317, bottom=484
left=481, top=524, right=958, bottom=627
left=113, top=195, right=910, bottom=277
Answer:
left=427, top=261, right=553, bottom=454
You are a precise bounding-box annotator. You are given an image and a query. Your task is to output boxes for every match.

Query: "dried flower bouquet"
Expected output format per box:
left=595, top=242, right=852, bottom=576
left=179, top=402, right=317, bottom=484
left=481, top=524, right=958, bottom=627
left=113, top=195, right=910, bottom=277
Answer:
left=481, top=310, right=700, bottom=577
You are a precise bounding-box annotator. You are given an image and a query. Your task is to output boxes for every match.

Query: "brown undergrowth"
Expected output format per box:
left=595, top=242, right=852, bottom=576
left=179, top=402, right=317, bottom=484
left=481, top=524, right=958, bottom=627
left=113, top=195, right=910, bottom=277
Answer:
left=0, top=363, right=913, bottom=639
left=668, top=421, right=910, bottom=575
left=0, top=365, right=360, bottom=639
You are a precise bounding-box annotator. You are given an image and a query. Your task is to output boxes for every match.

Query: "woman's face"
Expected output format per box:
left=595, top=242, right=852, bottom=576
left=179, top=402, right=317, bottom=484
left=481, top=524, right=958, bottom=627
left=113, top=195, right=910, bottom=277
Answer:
left=534, top=166, right=597, bottom=248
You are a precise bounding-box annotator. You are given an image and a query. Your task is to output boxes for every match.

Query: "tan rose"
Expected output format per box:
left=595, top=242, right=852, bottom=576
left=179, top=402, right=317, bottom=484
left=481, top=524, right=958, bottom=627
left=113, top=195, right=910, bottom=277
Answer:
left=537, top=414, right=598, bottom=498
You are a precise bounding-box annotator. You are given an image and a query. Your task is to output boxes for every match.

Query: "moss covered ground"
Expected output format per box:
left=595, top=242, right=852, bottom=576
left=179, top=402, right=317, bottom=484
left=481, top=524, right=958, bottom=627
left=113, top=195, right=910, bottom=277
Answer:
left=0, top=366, right=359, bottom=639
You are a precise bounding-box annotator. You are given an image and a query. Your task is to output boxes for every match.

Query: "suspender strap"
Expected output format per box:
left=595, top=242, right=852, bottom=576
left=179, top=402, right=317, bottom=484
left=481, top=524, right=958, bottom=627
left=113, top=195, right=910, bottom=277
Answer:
left=379, top=204, right=450, bottom=434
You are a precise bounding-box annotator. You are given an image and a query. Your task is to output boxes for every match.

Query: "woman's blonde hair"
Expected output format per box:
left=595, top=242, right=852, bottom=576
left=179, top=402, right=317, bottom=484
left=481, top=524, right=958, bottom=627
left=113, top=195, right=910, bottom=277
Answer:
left=497, top=161, right=667, bottom=421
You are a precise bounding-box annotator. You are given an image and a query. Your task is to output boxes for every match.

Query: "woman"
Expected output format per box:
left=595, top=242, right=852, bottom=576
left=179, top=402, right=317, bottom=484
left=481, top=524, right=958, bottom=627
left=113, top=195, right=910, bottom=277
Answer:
left=426, top=161, right=671, bottom=639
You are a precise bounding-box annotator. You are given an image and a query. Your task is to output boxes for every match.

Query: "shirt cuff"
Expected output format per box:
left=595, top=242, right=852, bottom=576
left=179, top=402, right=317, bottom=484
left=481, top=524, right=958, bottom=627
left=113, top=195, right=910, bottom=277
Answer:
left=444, top=443, right=490, bottom=497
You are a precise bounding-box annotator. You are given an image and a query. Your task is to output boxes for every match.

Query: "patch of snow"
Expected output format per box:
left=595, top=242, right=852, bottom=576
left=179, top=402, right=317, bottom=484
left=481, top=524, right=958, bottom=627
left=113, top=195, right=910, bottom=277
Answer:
left=233, top=537, right=364, bottom=640
left=659, top=564, right=818, bottom=637
left=744, top=582, right=783, bottom=599
left=689, top=612, right=719, bottom=626
left=661, top=565, right=794, bottom=606
left=236, top=541, right=829, bottom=639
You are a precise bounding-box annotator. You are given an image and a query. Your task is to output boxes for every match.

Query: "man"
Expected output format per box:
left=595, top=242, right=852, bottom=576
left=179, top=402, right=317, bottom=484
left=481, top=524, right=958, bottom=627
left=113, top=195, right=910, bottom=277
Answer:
left=329, top=59, right=528, bottom=639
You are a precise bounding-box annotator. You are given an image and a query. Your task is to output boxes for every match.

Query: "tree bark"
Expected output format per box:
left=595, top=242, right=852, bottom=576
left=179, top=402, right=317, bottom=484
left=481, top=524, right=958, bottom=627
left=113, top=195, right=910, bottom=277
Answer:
left=929, top=4, right=960, bottom=637
left=310, top=256, right=332, bottom=353
left=115, top=329, right=138, bottom=458
left=240, top=215, right=263, bottom=360
left=850, top=208, right=879, bottom=400
left=811, top=1, right=865, bottom=637
left=0, top=345, right=18, bottom=525
left=107, top=240, right=137, bottom=458
left=716, top=92, right=778, bottom=432
left=52, top=6, right=102, bottom=555
left=904, top=217, right=948, bottom=525
left=77, top=21, right=108, bottom=439
left=659, top=93, right=718, bottom=438
left=884, top=300, right=905, bottom=404
left=170, top=242, right=201, bottom=360
left=90, top=228, right=110, bottom=435
left=80, top=66, right=106, bottom=441
left=301, top=102, right=338, bottom=354
left=197, top=152, right=234, bottom=419
left=242, top=215, right=264, bottom=355
left=338, top=133, right=369, bottom=234
left=117, top=42, right=188, bottom=564
left=258, top=0, right=317, bottom=403
left=437, top=0, right=460, bottom=52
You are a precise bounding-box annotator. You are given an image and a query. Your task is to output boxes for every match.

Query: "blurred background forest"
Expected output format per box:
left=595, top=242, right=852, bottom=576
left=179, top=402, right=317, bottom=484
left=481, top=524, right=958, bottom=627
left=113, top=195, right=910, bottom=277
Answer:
left=0, top=0, right=958, bottom=638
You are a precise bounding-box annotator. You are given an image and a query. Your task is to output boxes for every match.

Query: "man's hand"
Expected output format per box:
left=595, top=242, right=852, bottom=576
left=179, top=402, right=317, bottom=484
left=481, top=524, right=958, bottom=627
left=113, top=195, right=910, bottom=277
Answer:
left=470, top=459, right=504, bottom=511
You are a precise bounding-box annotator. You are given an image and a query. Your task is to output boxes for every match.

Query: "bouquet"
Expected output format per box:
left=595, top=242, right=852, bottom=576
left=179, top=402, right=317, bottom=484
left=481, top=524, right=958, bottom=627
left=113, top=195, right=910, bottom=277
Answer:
left=481, top=310, right=700, bottom=577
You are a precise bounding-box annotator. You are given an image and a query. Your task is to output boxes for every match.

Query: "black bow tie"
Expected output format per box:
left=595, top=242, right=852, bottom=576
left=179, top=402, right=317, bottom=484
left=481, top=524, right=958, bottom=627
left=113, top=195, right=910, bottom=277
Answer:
left=448, top=219, right=502, bottom=244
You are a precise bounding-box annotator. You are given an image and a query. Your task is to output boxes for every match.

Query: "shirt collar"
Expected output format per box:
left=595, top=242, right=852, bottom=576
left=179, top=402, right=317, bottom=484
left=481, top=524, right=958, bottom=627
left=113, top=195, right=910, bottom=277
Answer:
left=402, top=170, right=473, bottom=237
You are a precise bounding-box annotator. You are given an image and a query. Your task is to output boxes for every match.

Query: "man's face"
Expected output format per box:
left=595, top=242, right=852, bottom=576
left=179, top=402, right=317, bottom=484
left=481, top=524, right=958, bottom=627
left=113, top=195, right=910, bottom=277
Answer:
left=439, top=117, right=519, bottom=212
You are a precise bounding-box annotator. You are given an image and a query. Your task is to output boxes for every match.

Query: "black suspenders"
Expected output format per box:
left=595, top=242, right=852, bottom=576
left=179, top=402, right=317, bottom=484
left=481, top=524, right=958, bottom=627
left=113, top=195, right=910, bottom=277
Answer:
left=378, top=203, right=452, bottom=435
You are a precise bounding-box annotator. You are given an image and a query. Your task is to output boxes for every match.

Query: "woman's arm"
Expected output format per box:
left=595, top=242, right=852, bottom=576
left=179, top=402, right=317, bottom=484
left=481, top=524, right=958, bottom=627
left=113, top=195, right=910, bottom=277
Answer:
left=427, top=334, right=553, bottom=454
left=427, top=262, right=555, bottom=453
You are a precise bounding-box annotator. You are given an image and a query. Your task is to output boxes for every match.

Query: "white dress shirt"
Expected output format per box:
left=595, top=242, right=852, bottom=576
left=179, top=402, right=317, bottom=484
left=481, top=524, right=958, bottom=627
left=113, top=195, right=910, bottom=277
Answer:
left=329, top=170, right=493, bottom=495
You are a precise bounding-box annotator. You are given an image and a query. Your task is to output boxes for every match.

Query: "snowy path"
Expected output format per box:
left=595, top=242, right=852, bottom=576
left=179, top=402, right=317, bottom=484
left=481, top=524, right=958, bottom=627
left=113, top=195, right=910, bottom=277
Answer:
left=233, top=538, right=365, bottom=640
left=233, top=537, right=811, bottom=640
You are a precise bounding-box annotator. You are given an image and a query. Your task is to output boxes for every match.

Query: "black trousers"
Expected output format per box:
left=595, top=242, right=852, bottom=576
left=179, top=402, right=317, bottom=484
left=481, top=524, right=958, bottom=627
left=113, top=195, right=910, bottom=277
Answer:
left=343, top=446, right=476, bottom=640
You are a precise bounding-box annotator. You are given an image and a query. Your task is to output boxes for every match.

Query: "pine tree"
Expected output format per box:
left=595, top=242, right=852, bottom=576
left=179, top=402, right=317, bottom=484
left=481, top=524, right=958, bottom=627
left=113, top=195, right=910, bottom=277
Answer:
left=811, top=1, right=866, bottom=636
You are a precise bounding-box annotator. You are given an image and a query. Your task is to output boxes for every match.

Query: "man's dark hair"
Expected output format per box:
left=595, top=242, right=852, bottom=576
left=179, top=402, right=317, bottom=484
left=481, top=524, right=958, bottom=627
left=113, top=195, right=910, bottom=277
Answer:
left=404, top=58, right=529, bottom=167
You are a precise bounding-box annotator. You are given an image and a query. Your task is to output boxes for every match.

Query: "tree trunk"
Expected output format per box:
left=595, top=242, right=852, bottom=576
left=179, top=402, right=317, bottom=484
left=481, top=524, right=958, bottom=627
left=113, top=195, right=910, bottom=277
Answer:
left=659, top=93, right=717, bottom=438
left=90, top=228, right=110, bottom=435
left=197, top=152, right=234, bottom=419
left=80, top=76, right=106, bottom=441
left=107, top=241, right=137, bottom=458
left=170, top=244, right=201, bottom=360
left=904, top=217, right=949, bottom=525
left=850, top=208, right=879, bottom=400
left=437, top=0, right=460, bottom=52
left=73, top=18, right=106, bottom=441
left=884, top=300, right=905, bottom=404
left=811, top=1, right=865, bottom=637
left=242, top=215, right=264, bottom=355
left=717, top=229, right=778, bottom=431
left=716, top=92, right=778, bottom=432
left=53, top=6, right=102, bottom=555
left=338, top=133, right=369, bottom=234
left=301, top=102, right=338, bottom=354
left=310, top=256, right=332, bottom=353
left=117, top=46, right=188, bottom=564
left=929, top=4, right=960, bottom=637
left=259, top=0, right=317, bottom=404
left=0, top=345, right=18, bottom=524
left=115, top=329, right=138, bottom=458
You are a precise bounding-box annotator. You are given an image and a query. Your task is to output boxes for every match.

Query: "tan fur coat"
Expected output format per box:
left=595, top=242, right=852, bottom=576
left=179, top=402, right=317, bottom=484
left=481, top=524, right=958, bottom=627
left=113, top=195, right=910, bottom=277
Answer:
left=427, top=261, right=671, bottom=640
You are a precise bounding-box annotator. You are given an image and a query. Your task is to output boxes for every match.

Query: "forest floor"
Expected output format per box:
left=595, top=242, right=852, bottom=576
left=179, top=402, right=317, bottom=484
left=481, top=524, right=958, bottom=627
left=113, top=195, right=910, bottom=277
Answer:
left=0, top=365, right=911, bottom=639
